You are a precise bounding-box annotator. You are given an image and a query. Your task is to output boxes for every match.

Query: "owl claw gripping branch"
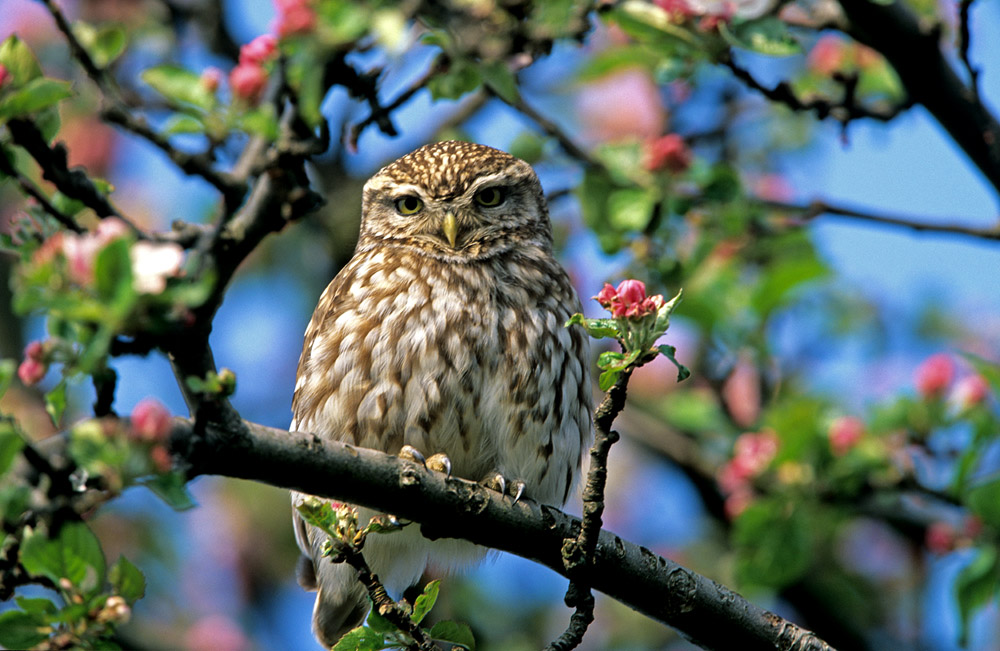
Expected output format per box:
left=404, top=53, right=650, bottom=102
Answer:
left=289, top=141, right=593, bottom=647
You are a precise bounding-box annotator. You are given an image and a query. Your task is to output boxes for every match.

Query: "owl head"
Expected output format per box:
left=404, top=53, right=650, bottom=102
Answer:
left=357, top=141, right=551, bottom=260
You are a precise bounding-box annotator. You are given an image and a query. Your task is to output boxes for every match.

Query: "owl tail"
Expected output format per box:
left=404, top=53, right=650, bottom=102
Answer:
left=297, top=553, right=369, bottom=648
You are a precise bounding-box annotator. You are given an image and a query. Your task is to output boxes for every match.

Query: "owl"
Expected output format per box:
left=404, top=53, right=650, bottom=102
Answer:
left=290, top=140, right=592, bottom=647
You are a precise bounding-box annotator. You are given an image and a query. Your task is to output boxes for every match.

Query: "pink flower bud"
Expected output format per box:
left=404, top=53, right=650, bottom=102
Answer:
left=654, top=0, right=695, bottom=20
left=616, top=279, right=647, bottom=306
left=644, top=134, right=692, bottom=173
left=61, top=233, right=101, bottom=286
left=239, top=35, right=278, bottom=66
left=925, top=521, right=956, bottom=555
left=724, top=487, right=754, bottom=520
left=915, top=353, right=955, bottom=398
left=593, top=283, right=617, bottom=308
left=274, top=0, right=317, bottom=37
left=24, top=340, right=45, bottom=361
left=130, top=398, right=172, bottom=443
left=0, top=64, right=10, bottom=89
left=200, top=67, right=223, bottom=93
left=149, top=444, right=173, bottom=473
left=18, top=357, right=47, bottom=386
left=954, top=374, right=990, bottom=409
left=229, top=63, right=268, bottom=103
left=732, top=430, right=779, bottom=477
left=808, top=35, right=846, bottom=75
left=828, top=416, right=864, bottom=456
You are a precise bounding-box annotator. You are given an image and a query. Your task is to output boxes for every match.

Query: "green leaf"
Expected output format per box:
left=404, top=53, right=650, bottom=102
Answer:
left=364, top=603, right=397, bottom=634
left=0, top=419, right=25, bottom=476
left=141, top=471, right=196, bottom=510
left=109, top=555, right=146, bottom=605
left=479, top=61, right=518, bottom=103
left=0, top=609, right=49, bottom=649
left=609, top=2, right=701, bottom=52
left=44, top=381, right=67, bottom=427
left=733, top=500, right=813, bottom=589
left=966, top=478, right=1000, bottom=528
left=14, top=597, right=57, bottom=615
left=162, top=113, right=205, bottom=136
left=20, top=522, right=107, bottom=592
left=720, top=18, right=801, bottom=56
left=296, top=497, right=341, bottom=535
left=429, top=620, right=476, bottom=650
left=0, top=78, right=74, bottom=120
left=237, top=104, right=279, bottom=140
left=0, top=359, right=16, bottom=401
left=94, top=238, right=134, bottom=305
left=411, top=579, right=440, bottom=625
left=427, top=59, right=482, bottom=100
left=955, top=547, right=999, bottom=647
left=565, top=314, right=620, bottom=340
left=598, top=368, right=620, bottom=391
left=141, top=65, right=214, bottom=111
left=657, top=344, right=690, bottom=382
left=73, top=22, right=127, bottom=68
left=0, top=36, right=43, bottom=85
left=597, top=350, right=626, bottom=370
left=332, top=626, right=386, bottom=651
left=607, top=187, right=656, bottom=232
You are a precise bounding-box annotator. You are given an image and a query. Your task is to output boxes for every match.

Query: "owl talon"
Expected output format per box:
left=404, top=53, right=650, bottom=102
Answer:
left=426, top=453, right=452, bottom=478
left=482, top=472, right=506, bottom=496
left=398, top=445, right=427, bottom=467
left=510, top=480, right=526, bottom=505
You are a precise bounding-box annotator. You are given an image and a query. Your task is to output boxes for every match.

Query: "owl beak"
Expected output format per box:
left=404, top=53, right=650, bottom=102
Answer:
left=442, top=211, right=459, bottom=248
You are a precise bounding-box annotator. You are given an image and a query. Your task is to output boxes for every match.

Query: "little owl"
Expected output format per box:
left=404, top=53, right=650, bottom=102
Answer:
left=290, top=140, right=592, bottom=647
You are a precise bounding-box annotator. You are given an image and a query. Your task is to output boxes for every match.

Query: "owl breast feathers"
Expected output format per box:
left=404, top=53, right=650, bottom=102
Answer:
left=290, top=140, right=593, bottom=647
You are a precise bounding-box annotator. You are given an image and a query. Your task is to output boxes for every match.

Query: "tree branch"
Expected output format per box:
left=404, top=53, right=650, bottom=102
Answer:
left=837, top=0, right=1000, bottom=198
left=175, top=416, right=835, bottom=651
left=758, top=197, right=1000, bottom=241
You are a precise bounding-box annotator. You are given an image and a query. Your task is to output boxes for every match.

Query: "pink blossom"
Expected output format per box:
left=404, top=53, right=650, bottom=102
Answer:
left=239, top=35, right=278, bottom=65
left=915, top=353, right=955, bottom=398
left=24, top=340, right=45, bottom=361
left=828, top=416, right=864, bottom=456
left=808, top=36, right=846, bottom=76
left=724, top=487, right=754, bottom=519
left=149, top=444, right=173, bottom=473
left=17, top=357, right=47, bottom=386
left=594, top=283, right=617, bottom=308
left=594, top=279, right=666, bottom=319
left=644, top=134, right=693, bottom=173
left=200, top=67, right=223, bottom=93
left=130, top=398, right=172, bottom=443
left=654, top=0, right=696, bottom=20
left=0, top=64, right=10, bottom=89
left=274, top=0, right=316, bottom=37
left=731, top=430, right=779, bottom=477
left=130, top=241, right=185, bottom=294
left=95, top=217, right=131, bottom=243
left=61, top=233, right=103, bottom=285
left=717, top=459, right=749, bottom=494
left=925, top=522, right=956, bottom=555
left=617, top=279, right=647, bottom=305
left=229, top=63, right=268, bottom=103
left=954, top=374, right=990, bottom=408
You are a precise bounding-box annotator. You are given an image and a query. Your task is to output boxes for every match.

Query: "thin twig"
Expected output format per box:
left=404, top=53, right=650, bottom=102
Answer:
left=958, top=0, right=980, bottom=103
left=546, top=369, right=632, bottom=651
left=337, top=542, right=438, bottom=651
left=759, top=197, right=1000, bottom=241
left=0, top=152, right=82, bottom=233
left=492, top=90, right=605, bottom=170
left=348, top=56, right=446, bottom=151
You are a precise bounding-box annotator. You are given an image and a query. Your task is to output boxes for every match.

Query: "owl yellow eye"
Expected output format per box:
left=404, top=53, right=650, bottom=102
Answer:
left=394, top=196, right=424, bottom=215
left=474, top=187, right=505, bottom=207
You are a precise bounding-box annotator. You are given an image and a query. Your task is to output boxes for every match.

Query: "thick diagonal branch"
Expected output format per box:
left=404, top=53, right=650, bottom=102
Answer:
left=176, top=417, right=834, bottom=651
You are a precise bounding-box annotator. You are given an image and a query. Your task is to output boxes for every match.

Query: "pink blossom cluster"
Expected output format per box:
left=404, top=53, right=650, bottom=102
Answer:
left=32, top=217, right=184, bottom=295
left=17, top=340, right=48, bottom=386
left=643, top=133, right=692, bottom=173
left=274, top=0, right=317, bottom=37
left=807, top=35, right=880, bottom=76
left=130, top=398, right=173, bottom=473
left=913, top=353, right=990, bottom=407
left=594, top=279, right=665, bottom=319
left=827, top=416, right=864, bottom=456
left=717, top=430, right=779, bottom=518
left=230, top=35, right=278, bottom=103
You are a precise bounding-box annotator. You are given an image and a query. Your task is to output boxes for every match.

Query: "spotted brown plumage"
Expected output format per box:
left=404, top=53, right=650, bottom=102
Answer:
left=290, top=141, right=593, bottom=647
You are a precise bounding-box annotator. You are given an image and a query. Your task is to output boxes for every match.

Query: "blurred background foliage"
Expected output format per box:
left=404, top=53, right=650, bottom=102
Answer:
left=2, top=0, right=1000, bottom=649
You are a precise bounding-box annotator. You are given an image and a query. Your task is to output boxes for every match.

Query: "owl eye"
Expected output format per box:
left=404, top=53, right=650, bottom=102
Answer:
left=474, top=187, right=505, bottom=207
left=394, top=195, right=424, bottom=215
